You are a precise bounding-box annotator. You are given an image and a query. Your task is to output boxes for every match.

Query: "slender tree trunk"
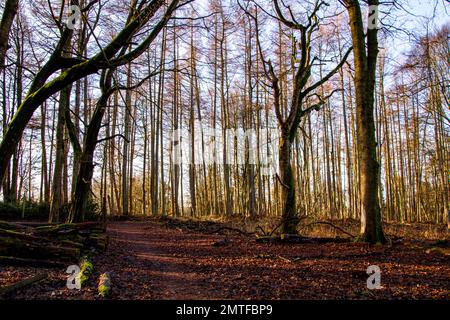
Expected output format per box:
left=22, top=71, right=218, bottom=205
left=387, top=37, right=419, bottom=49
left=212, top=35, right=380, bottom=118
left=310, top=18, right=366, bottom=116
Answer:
left=0, top=0, right=18, bottom=74
left=49, top=84, right=70, bottom=223
left=345, top=0, right=386, bottom=243
left=122, top=64, right=132, bottom=216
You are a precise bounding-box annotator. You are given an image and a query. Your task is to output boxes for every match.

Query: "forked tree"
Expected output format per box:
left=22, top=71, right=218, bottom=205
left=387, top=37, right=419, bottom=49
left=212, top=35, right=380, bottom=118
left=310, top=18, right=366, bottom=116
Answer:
left=0, top=0, right=185, bottom=191
left=242, top=0, right=352, bottom=234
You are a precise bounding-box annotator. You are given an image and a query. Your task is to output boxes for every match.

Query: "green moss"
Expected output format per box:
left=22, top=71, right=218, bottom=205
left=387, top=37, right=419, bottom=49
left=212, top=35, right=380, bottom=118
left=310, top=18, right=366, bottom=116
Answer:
left=0, top=202, right=49, bottom=220
left=61, top=240, right=84, bottom=249
left=0, top=228, right=23, bottom=236
left=76, top=257, right=94, bottom=287
left=98, top=284, right=110, bottom=297
left=98, top=273, right=111, bottom=297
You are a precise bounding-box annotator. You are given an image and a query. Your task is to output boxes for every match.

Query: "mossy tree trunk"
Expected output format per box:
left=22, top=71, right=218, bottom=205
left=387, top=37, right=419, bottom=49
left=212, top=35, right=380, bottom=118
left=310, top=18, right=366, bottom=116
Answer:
left=68, top=62, right=116, bottom=223
left=68, top=90, right=110, bottom=223
left=0, top=0, right=181, bottom=191
left=69, top=63, right=161, bottom=222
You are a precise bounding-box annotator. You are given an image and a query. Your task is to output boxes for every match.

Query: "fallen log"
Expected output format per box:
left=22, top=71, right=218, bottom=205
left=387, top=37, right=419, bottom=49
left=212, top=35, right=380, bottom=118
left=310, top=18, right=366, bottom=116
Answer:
left=0, top=221, right=29, bottom=231
left=88, top=233, right=109, bottom=251
left=206, top=226, right=253, bottom=236
left=33, top=222, right=106, bottom=236
left=0, top=273, right=48, bottom=296
left=0, top=236, right=80, bottom=260
left=256, top=234, right=304, bottom=244
left=0, top=256, right=66, bottom=268
left=0, top=221, right=108, bottom=263
left=255, top=234, right=351, bottom=244
left=0, top=228, right=53, bottom=242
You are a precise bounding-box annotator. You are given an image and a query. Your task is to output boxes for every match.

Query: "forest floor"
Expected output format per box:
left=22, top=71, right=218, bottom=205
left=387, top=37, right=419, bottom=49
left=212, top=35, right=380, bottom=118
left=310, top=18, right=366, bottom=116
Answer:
left=0, top=218, right=449, bottom=300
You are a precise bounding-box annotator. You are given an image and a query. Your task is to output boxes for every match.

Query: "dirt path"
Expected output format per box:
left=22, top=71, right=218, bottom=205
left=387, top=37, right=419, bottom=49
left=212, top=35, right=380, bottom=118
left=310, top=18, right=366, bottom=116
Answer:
left=98, top=221, right=229, bottom=299
left=2, top=220, right=449, bottom=299
left=93, top=221, right=449, bottom=300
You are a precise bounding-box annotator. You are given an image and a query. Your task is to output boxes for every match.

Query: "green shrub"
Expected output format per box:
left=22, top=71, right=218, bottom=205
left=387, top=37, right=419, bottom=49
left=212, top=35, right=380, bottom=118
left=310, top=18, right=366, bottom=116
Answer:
left=0, top=197, right=102, bottom=222
left=0, top=201, right=49, bottom=220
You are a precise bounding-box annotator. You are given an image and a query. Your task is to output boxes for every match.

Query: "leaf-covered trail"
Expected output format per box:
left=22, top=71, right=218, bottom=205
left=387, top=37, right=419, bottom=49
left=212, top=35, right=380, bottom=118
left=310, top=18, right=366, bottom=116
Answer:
left=1, top=220, right=449, bottom=299
left=92, top=221, right=449, bottom=299
left=100, top=221, right=228, bottom=299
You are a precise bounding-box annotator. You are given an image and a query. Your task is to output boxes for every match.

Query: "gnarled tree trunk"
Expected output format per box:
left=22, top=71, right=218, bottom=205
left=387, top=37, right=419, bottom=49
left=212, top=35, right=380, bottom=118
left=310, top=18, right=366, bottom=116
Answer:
left=279, top=133, right=297, bottom=234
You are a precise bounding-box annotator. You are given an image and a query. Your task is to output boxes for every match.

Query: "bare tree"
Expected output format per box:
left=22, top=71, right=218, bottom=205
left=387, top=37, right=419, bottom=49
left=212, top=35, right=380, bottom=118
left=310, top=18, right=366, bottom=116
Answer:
left=0, top=0, right=19, bottom=74
left=341, top=0, right=386, bottom=243
left=0, top=0, right=185, bottom=188
left=242, top=0, right=351, bottom=234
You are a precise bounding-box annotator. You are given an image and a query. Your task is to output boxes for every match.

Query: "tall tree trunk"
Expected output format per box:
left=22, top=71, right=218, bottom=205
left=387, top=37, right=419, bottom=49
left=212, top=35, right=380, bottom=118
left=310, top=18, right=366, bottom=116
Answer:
left=49, top=85, right=70, bottom=223
left=49, top=25, right=74, bottom=222
left=189, top=21, right=197, bottom=217
left=69, top=69, right=114, bottom=222
left=0, top=0, right=18, bottom=74
left=8, top=21, right=24, bottom=204
left=279, top=133, right=297, bottom=234
left=40, top=102, right=50, bottom=204
left=122, top=64, right=132, bottom=217
left=344, top=0, right=386, bottom=243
